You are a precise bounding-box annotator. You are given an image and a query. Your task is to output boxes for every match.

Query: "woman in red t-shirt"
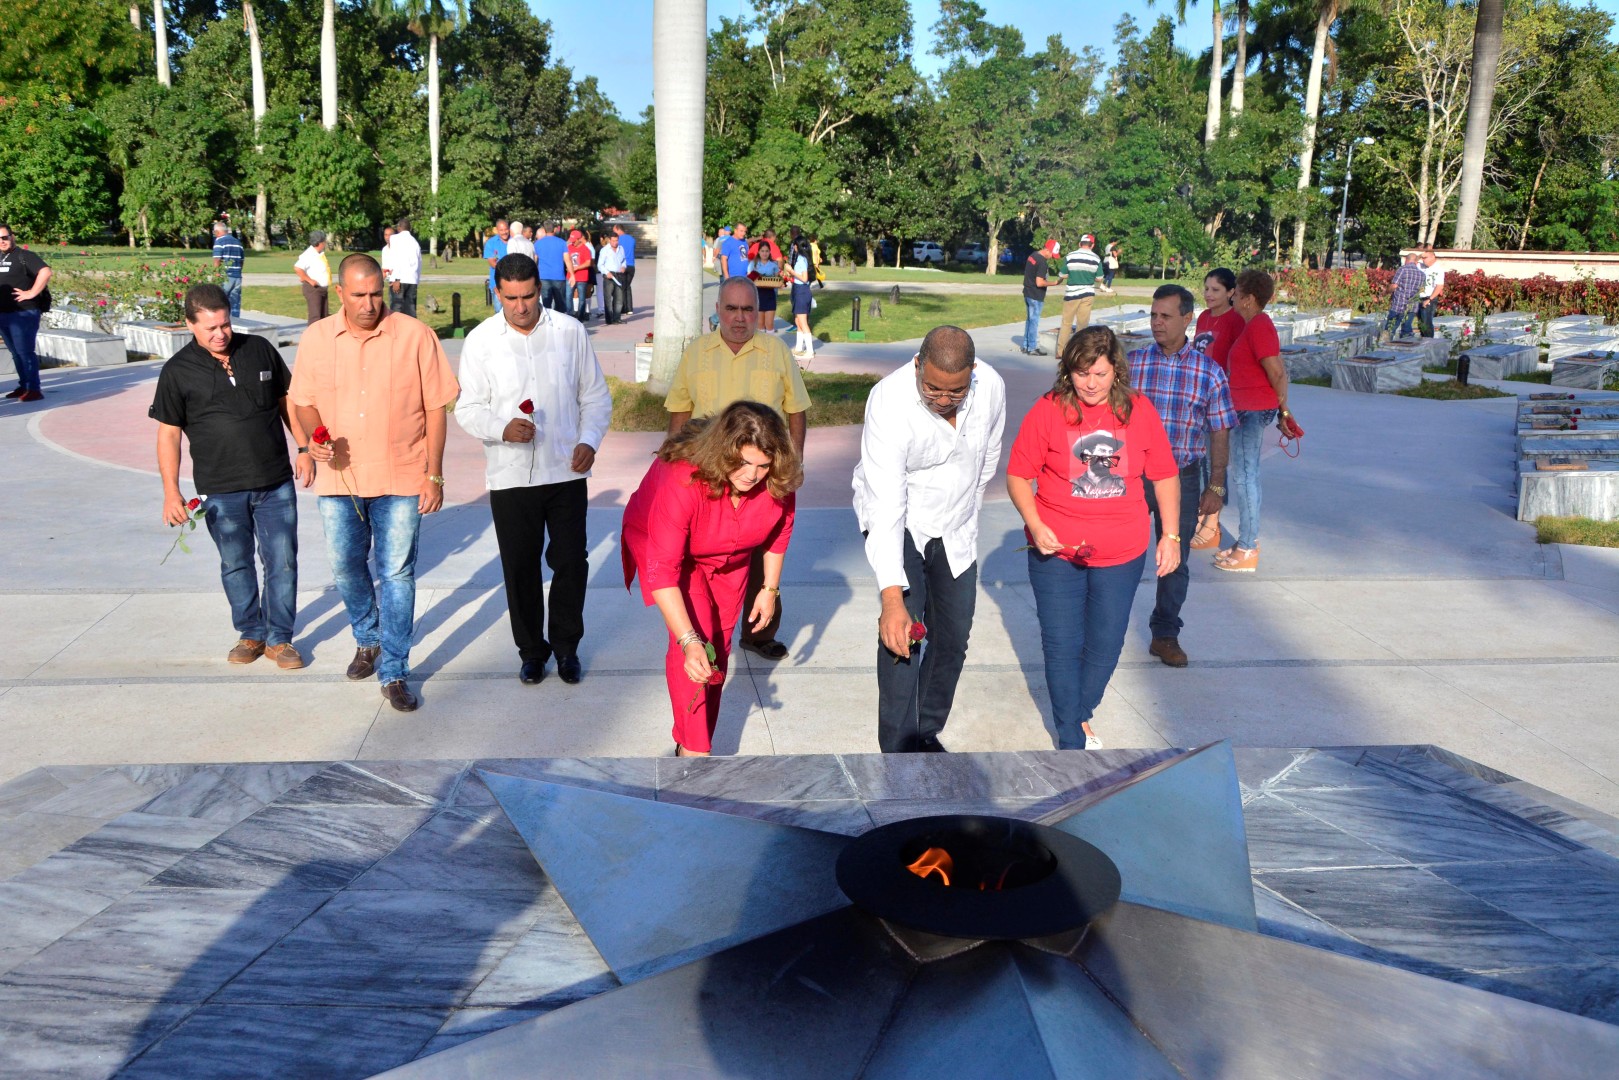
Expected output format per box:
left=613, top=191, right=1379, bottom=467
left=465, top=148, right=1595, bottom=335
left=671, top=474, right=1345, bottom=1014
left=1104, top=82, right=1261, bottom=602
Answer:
left=1007, top=326, right=1181, bottom=750
left=565, top=229, right=592, bottom=321
left=1191, top=267, right=1246, bottom=550
left=1215, top=268, right=1295, bottom=574
left=622, top=402, right=801, bottom=756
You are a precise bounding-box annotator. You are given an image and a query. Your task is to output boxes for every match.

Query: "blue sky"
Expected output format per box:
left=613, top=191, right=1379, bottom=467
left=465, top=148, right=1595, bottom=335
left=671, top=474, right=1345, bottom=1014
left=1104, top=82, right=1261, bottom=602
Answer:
left=534, top=0, right=1619, bottom=119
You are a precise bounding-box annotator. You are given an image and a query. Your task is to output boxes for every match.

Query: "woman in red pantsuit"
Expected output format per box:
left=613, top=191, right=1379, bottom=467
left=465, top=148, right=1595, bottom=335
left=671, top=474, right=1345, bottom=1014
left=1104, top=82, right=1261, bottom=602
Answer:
left=623, top=402, right=802, bottom=756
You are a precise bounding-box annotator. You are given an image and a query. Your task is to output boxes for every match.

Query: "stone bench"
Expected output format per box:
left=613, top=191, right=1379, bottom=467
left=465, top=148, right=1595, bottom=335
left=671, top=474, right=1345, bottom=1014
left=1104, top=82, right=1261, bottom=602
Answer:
left=1551, top=352, right=1619, bottom=388
left=43, top=308, right=101, bottom=334
left=1459, top=343, right=1539, bottom=380
left=1517, top=456, right=1619, bottom=522
left=36, top=328, right=127, bottom=368
left=120, top=321, right=192, bottom=359
left=1330, top=352, right=1422, bottom=393
left=237, top=310, right=307, bottom=346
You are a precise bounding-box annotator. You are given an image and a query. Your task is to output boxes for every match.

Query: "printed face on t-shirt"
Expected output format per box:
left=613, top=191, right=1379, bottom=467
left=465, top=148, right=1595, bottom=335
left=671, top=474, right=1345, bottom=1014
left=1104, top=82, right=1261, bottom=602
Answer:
left=1070, top=429, right=1127, bottom=499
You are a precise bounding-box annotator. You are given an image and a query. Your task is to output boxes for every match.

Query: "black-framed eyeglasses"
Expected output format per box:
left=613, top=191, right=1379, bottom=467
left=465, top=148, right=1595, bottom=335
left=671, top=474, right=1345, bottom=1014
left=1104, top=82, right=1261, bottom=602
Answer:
left=0, top=234, right=12, bottom=242
left=914, top=357, right=971, bottom=401
left=1080, top=452, right=1119, bottom=467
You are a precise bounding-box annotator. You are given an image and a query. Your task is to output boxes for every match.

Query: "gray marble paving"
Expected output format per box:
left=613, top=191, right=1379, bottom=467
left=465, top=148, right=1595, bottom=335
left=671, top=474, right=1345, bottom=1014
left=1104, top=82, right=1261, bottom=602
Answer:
left=0, top=747, right=1614, bottom=1078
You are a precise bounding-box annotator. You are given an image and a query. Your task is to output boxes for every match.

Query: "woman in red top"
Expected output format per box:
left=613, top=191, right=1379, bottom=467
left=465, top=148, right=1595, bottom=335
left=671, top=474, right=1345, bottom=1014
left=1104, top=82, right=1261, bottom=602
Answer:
left=623, top=402, right=801, bottom=756
left=565, top=229, right=592, bottom=322
left=1007, top=326, right=1181, bottom=750
left=1190, top=267, right=1246, bottom=549
left=1215, top=268, right=1294, bottom=574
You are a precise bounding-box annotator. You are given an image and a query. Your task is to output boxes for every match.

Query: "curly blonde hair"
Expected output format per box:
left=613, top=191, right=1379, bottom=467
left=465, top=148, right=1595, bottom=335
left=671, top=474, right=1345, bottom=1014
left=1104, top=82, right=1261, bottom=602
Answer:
left=658, top=401, right=803, bottom=500
left=1050, top=325, right=1135, bottom=426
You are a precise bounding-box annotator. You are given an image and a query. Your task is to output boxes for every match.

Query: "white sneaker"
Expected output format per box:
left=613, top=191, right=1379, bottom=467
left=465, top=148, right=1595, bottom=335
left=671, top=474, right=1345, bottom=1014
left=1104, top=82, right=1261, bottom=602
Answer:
left=1084, top=732, right=1105, bottom=749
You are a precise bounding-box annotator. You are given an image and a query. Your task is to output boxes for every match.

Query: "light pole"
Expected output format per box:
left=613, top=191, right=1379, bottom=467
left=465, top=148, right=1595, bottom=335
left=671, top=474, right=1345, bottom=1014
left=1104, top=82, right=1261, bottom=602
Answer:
left=1336, top=137, right=1375, bottom=269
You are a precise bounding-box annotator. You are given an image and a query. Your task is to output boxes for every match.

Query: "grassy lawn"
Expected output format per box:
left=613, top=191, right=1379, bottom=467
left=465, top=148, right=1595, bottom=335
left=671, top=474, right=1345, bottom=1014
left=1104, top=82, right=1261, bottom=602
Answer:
left=1505, top=369, right=1554, bottom=383
left=1293, top=375, right=1333, bottom=387
left=805, top=291, right=1094, bottom=345
left=606, top=372, right=877, bottom=432
left=1536, top=515, right=1619, bottom=548
left=38, top=244, right=483, bottom=278
left=241, top=285, right=491, bottom=338
left=1395, top=379, right=1512, bottom=400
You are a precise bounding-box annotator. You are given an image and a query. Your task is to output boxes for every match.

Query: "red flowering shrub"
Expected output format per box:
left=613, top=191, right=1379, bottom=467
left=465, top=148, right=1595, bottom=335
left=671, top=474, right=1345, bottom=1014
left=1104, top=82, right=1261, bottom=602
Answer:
left=1276, top=268, right=1619, bottom=322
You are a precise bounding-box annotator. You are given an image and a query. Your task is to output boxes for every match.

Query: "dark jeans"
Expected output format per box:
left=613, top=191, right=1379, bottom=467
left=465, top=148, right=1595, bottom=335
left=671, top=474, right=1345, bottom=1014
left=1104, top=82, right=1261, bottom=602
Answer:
left=603, top=277, right=625, bottom=324
left=876, top=533, right=977, bottom=753
left=302, top=283, right=329, bottom=324
left=390, top=282, right=418, bottom=318
left=320, top=494, right=421, bottom=684
left=1417, top=298, right=1436, bottom=338
left=203, top=480, right=299, bottom=646
left=1143, top=459, right=1201, bottom=639
left=541, top=279, right=567, bottom=312
left=1028, top=548, right=1148, bottom=749
left=489, top=480, right=588, bottom=664
left=0, top=308, right=43, bottom=393
left=621, top=264, right=635, bottom=311
left=1383, top=305, right=1415, bottom=338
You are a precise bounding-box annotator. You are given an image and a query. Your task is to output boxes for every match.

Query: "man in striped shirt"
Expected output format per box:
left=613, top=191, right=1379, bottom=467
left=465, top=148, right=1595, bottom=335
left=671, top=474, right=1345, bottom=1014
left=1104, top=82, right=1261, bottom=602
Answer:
left=1057, top=234, right=1102, bottom=357
left=212, top=221, right=246, bottom=317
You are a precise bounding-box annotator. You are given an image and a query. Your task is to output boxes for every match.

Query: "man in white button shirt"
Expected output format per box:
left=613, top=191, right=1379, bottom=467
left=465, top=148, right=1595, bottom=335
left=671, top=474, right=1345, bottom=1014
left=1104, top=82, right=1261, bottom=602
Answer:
left=387, top=217, right=423, bottom=318
left=454, top=253, right=612, bottom=686
left=507, top=220, right=535, bottom=259
left=852, top=325, right=1006, bottom=753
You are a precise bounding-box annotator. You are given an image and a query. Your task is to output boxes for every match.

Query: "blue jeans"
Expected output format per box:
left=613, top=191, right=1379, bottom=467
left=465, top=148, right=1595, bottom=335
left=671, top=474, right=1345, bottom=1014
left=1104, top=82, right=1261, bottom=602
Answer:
left=222, top=277, right=243, bottom=317
left=1417, top=299, right=1436, bottom=338
left=488, top=273, right=501, bottom=313
left=0, top=308, right=43, bottom=392
left=1027, top=548, right=1148, bottom=749
left=204, top=480, right=299, bottom=646
left=1023, top=297, right=1043, bottom=352
left=540, top=280, right=567, bottom=312
left=1383, top=305, right=1414, bottom=338
left=320, top=494, right=421, bottom=684
left=569, top=282, right=590, bottom=319
left=1229, top=410, right=1275, bottom=550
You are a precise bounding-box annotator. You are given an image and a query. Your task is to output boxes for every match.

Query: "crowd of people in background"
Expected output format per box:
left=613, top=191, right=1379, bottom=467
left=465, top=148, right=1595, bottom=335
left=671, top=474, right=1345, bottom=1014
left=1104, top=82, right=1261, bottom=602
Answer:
left=481, top=218, right=638, bottom=326
left=706, top=224, right=824, bottom=361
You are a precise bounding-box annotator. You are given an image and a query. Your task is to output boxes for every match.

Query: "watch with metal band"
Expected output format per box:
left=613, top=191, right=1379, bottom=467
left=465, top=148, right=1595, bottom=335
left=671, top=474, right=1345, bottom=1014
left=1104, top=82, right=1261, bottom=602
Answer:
left=428, top=474, right=446, bottom=488
left=1207, top=483, right=1226, bottom=496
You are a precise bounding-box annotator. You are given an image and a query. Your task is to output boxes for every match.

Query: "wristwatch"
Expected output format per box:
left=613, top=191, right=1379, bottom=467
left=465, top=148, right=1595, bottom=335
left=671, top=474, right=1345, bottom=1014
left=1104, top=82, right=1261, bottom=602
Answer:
left=296, top=447, right=309, bottom=454
left=1207, top=483, right=1226, bottom=496
left=428, top=475, right=446, bottom=488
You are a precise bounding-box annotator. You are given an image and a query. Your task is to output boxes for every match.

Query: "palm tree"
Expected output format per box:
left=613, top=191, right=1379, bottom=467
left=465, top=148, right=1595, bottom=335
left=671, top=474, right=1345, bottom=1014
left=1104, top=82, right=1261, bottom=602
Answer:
left=648, top=0, right=708, bottom=395
left=1229, top=0, right=1250, bottom=121
left=1291, top=0, right=1339, bottom=265
left=129, top=4, right=140, bottom=29
left=243, top=0, right=270, bottom=250
left=1452, top=0, right=1505, bottom=249
left=152, top=0, right=171, bottom=86
left=321, top=0, right=338, bottom=129
left=1153, top=0, right=1224, bottom=143
left=377, top=0, right=466, bottom=259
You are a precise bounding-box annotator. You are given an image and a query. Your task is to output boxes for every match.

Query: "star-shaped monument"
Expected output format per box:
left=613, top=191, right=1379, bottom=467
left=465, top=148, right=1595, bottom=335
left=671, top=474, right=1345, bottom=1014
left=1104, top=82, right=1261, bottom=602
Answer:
left=375, top=743, right=1619, bottom=1078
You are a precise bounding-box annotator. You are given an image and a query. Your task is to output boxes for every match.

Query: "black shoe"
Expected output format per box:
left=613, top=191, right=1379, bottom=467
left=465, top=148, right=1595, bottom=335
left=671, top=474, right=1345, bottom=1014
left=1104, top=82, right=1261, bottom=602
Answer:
left=557, top=654, right=582, bottom=684
left=346, top=646, right=381, bottom=681
left=381, top=680, right=419, bottom=712
left=918, top=736, right=949, bottom=753
left=4, top=388, right=23, bottom=399
left=519, top=659, right=547, bottom=685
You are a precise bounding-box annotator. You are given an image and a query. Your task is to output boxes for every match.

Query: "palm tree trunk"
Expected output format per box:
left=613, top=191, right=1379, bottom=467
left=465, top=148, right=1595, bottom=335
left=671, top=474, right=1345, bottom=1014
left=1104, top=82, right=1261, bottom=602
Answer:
left=1206, top=0, right=1223, bottom=143
left=1452, top=0, right=1504, bottom=250
left=1291, top=4, right=1332, bottom=265
left=1231, top=0, right=1248, bottom=120
left=647, top=0, right=707, bottom=395
left=321, top=0, right=338, bottom=130
left=129, top=3, right=140, bottom=29
left=428, top=33, right=441, bottom=258
left=152, top=0, right=170, bottom=86
left=244, top=0, right=270, bottom=251
left=1519, top=152, right=1549, bottom=250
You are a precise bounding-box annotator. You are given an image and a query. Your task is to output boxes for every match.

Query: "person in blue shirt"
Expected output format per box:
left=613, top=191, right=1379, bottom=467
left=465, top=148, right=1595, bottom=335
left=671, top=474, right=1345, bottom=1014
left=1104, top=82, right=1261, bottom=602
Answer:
left=482, top=219, right=510, bottom=311
left=612, top=224, right=638, bottom=315
left=719, top=224, right=749, bottom=279
left=211, top=221, right=246, bottom=317
left=534, top=222, right=570, bottom=313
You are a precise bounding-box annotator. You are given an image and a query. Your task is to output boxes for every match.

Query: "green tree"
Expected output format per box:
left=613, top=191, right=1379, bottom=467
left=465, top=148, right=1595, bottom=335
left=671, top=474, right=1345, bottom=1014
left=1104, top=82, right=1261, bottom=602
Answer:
left=0, top=92, right=113, bottom=240
left=0, top=0, right=147, bottom=103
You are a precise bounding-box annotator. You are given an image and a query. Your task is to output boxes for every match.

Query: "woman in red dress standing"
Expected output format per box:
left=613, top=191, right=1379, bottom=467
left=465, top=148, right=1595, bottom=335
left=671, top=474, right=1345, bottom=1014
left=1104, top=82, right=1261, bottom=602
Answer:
left=623, top=402, right=802, bottom=756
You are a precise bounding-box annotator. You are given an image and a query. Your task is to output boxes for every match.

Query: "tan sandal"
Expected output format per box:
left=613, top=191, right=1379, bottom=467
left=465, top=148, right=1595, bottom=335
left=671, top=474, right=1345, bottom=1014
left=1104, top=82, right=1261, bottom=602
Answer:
left=1190, top=513, right=1222, bottom=550
left=1213, top=545, right=1260, bottom=573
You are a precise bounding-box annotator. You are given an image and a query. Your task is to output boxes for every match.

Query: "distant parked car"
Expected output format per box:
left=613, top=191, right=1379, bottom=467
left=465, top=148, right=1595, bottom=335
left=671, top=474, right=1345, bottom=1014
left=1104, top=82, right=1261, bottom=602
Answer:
left=954, top=242, right=988, bottom=266
left=1000, top=244, right=1034, bottom=267
left=912, top=241, right=946, bottom=265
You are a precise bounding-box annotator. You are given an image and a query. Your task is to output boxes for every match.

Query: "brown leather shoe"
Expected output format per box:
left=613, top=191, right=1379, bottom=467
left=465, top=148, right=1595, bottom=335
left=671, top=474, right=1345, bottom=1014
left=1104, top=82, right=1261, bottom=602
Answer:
left=1149, top=636, right=1189, bottom=667
left=228, top=639, right=265, bottom=664
left=381, top=680, right=418, bottom=712
left=346, top=646, right=381, bottom=681
left=264, top=643, right=305, bottom=670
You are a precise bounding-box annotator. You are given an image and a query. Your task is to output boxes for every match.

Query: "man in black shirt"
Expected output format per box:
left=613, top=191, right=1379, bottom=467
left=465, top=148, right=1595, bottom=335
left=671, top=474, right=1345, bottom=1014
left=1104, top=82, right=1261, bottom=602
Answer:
left=150, top=284, right=313, bottom=668
left=0, top=224, right=53, bottom=402
left=1021, top=238, right=1061, bottom=356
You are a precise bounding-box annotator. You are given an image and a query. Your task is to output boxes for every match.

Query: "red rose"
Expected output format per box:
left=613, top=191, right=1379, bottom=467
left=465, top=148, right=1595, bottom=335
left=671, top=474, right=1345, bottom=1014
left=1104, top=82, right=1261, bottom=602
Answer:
left=518, top=399, right=534, bottom=415
left=187, top=497, right=201, bottom=511
left=311, top=426, right=331, bottom=445
left=909, top=621, right=927, bottom=644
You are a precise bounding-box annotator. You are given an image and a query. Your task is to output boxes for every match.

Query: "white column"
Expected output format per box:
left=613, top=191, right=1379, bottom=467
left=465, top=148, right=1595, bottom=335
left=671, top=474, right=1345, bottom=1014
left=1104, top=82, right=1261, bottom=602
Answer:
left=647, top=0, right=707, bottom=395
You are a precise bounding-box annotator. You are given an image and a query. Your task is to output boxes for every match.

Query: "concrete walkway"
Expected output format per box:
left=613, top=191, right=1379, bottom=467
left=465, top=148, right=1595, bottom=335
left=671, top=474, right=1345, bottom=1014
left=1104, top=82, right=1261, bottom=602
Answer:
left=3, top=259, right=1618, bottom=816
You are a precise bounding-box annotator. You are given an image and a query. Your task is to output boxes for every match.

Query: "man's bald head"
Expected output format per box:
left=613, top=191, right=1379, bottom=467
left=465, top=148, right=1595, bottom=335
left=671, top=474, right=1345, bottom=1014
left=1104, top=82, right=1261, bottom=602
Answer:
left=918, top=325, right=975, bottom=373
left=338, top=252, right=383, bottom=288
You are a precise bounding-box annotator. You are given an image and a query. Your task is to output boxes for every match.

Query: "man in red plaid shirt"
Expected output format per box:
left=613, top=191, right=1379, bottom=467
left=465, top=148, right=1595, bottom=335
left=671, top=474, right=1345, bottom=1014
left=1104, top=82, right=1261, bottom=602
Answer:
left=1128, top=284, right=1237, bottom=668
left=1380, top=251, right=1428, bottom=344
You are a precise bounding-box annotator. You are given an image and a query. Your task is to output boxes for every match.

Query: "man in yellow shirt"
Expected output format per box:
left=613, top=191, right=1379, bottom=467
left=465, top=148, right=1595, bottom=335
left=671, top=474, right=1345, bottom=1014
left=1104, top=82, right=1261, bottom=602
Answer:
left=665, top=276, right=810, bottom=660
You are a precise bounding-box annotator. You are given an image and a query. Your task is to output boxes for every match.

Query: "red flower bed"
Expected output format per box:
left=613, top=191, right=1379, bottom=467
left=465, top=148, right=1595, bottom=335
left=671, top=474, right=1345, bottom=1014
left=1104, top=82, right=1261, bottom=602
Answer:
left=1276, top=268, right=1619, bottom=322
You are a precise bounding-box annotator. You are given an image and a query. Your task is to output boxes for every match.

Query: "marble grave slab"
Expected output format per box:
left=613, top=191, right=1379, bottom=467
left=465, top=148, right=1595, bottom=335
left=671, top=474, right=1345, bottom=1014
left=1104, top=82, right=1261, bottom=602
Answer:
left=1460, top=342, right=1540, bottom=380
left=1331, top=352, right=1423, bottom=393
left=1552, top=352, right=1619, bottom=389
left=35, top=328, right=127, bottom=368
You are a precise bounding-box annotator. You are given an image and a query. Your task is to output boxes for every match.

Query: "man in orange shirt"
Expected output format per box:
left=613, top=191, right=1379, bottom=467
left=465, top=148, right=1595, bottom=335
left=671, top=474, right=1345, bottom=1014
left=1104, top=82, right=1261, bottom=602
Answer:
left=290, top=253, right=460, bottom=712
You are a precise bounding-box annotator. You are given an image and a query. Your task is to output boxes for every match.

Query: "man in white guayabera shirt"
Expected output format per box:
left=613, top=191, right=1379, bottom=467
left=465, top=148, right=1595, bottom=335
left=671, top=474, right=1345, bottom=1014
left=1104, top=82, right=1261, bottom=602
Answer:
left=852, top=324, right=1006, bottom=754
left=453, top=253, right=611, bottom=688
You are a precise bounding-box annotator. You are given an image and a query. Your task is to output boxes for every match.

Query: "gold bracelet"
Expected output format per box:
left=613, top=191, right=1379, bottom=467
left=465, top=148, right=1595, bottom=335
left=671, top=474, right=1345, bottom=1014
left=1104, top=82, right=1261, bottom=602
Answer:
left=1166, top=533, right=1183, bottom=543
left=761, top=585, right=781, bottom=595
